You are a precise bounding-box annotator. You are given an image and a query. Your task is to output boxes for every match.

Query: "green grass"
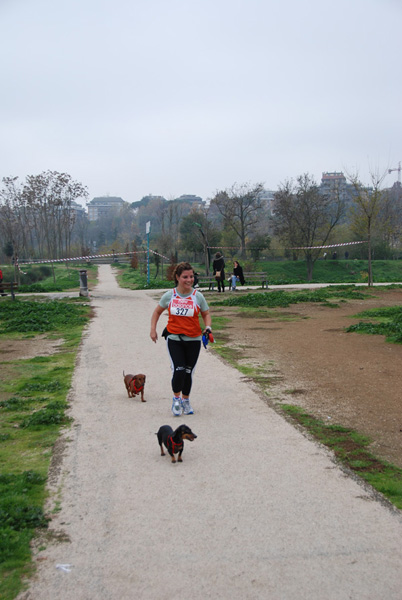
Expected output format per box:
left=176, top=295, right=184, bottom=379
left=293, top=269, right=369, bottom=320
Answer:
left=0, top=299, right=89, bottom=333
left=0, top=298, right=90, bottom=599
left=255, top=258, right=402, bottom=285
left=113, top=262, right=173, bottom=289
left=210, top=285, right=372, bottom=309
left=280, top=405, right=402, bottom=509
left=346, top=305, right=402, bottom=343
left=191, top=258, right=402, bottom=285
left=0, top=263, right=98, bottom=294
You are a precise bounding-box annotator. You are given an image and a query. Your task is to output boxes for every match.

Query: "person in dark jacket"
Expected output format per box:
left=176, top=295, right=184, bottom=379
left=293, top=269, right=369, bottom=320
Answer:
left=233, top=260, right=245, bottom=285
left=213, top=252, right=225, bottom=292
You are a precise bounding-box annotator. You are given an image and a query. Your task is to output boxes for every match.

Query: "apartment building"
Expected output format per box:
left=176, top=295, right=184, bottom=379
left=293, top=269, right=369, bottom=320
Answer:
left=87, top=196, right=125, bottom=221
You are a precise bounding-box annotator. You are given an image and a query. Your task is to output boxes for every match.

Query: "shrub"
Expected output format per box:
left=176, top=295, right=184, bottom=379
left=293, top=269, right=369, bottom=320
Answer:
left=20, top=400, right=68, bottom=428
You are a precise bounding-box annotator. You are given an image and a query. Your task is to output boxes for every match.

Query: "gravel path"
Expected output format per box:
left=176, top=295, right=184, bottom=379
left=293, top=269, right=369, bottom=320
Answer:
left=21, top=265, right=402, bottom=600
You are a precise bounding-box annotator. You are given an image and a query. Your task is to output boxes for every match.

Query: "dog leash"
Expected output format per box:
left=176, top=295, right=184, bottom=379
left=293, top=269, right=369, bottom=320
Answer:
left=202, top=328, right=214, bottom=349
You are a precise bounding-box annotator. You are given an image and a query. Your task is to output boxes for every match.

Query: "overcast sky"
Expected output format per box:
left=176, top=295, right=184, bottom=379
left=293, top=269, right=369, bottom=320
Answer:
left=1, top=0, right=401, bottom=206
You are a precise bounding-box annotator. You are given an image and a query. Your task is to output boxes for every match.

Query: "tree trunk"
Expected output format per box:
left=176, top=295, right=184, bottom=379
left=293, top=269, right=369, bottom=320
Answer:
left=204, top=244, right=210, bottom=275
left=240, top=233, right=246, bottom=258
left=367, top=218, right=373, bottom=287
left=306, top=254, right=314, bottom=281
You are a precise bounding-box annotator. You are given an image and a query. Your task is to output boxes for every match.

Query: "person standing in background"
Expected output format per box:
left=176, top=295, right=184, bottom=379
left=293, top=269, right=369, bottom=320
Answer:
left=213, top=252, right=225, bottom=292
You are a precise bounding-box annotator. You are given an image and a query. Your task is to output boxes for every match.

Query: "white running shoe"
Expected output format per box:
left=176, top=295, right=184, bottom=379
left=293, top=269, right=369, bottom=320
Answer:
left=172, top=397, right=183, bottom=416
left=182, top=399, right=194, bottom=415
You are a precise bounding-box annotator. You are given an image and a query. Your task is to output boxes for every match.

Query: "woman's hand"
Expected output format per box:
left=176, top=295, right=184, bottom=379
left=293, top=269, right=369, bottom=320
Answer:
left=150, top=305, right=165, bottom=343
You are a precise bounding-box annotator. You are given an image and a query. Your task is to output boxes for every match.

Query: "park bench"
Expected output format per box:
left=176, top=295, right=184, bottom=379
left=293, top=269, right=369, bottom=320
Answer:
left=241, top=272, right=269, bottom=288
left=196, top=275, right=218, bottom=290
left=0, top=282, right=19, bottom=300
left=197, top=272, right=268, bottom=290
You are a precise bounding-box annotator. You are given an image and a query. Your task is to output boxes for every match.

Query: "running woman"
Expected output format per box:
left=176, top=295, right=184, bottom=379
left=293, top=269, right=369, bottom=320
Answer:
left=150, top=262, right=212, bottom=416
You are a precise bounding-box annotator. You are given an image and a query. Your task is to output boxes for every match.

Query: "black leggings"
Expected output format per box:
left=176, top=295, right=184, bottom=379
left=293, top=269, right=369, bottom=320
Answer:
left=167, top=338, right=201, bottom=396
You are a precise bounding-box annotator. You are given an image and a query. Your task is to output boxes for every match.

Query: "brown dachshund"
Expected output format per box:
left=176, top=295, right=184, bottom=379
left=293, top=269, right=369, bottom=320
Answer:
left=123, top=371, right=146, bottom=402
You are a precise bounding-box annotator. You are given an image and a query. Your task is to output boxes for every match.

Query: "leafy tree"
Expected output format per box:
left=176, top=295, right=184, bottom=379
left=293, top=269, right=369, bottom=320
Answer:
left=219, top=227, right=239, bottom=259
left=98, top=231, right=106, bottom=248
left=210, top=182, right=265, bottom=257
left=179, top=211, right=209, bottom=272
left=179, top=214, right=205, bottom=256
left=273, top=174, right=345, bottom=281
left=248, top=233, right=271, bottom=261
left=3, top=240, right=14, bottom=260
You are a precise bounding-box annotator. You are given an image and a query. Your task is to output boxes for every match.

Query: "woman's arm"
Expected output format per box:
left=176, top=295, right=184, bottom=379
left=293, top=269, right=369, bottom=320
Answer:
left=201, top=309, right=212, bottom=331
left=150, top=305, right=165, bottom=343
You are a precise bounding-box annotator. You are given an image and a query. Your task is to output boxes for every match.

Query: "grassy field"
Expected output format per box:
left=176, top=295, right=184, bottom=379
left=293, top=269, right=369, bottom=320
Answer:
left=254, top=258, right=402, bottom=284
left=1, top=259, right=401, bottom=293
left=113, top=259, right=402, bottom=290
left=0, top=297, right=90, bottom=599
left=0, top=263, right=98, bottom=293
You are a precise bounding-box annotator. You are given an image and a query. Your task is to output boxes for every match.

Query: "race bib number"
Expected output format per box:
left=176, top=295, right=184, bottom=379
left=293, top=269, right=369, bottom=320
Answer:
left=170, top=296, right=195, bottom=317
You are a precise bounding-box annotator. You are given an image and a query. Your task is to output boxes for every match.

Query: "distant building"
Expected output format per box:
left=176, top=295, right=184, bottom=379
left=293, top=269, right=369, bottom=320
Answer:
left=320, top=172, right=348, bottom=197
left=321, top=171, right=347, bottom=186
left=87, top=196, right=125, bottom=221
left=70, top=201, right=86, bottom=218
left=175, top=194, right=204, bottom=206
left=320, top=172, right=357, bottom=209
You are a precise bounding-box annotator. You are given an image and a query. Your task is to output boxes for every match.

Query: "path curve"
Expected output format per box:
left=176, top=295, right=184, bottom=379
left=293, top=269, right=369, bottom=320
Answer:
left=20, top=265, right=402, bottom=600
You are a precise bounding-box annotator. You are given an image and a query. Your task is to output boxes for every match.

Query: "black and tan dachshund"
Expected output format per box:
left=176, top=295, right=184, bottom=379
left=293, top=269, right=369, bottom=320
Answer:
left=157, top=424, right=197, bottom=463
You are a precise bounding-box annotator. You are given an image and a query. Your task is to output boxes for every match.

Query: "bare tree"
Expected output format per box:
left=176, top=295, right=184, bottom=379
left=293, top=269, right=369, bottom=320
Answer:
left=179, top=208, right=219, bottom=273
left=210, top=182, right=265, bottom=257
left=23, top=171, right=88, bottom=260
left=273, top=174, right=345, bottom=281
left=271, top=179, right=301, bottom=261
left=372, top=182, right=402, bottom=258
left=72, top=210, right=90, bottom=256
left=346, top=168, right=388, bottom=286
left=0, top=176, right=30, bottom=260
